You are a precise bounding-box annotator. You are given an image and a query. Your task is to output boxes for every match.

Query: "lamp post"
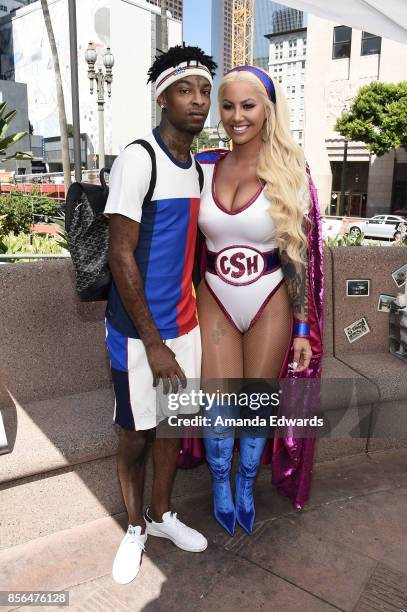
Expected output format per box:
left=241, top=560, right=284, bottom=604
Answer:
left=161, top=0, right=168, bottom=52
left=68, top=0, right=81, bottom=182
left=339, top=103, right=350, bottom=217
left=339, top=139, right=348, bottom=216
left=85, top=42, right=114, bottom=170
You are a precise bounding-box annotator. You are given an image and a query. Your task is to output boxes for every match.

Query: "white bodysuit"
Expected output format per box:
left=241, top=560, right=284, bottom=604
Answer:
left=198, top=153, right=285, bottom=333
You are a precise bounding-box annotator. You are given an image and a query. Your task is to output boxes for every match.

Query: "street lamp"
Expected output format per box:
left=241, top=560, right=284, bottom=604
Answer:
left=339, top=103, right=350, bottom=217
left=85, top=42, right=114, bottom=170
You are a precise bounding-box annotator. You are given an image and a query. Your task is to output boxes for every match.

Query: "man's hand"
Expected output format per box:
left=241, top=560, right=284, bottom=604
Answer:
left=146, top=342, right=187, bottom=394
left=291, top=337, right=313, bottom=373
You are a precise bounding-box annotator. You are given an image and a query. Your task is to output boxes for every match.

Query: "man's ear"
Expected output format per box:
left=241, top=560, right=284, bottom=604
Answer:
left=157, top=92, right=168, bottom=110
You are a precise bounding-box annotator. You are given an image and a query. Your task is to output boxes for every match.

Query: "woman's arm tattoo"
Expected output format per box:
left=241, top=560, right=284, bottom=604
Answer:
left=280, top=251, right=309, bottom=321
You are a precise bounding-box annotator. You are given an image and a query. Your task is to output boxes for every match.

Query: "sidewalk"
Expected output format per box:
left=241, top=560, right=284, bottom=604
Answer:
left=1, top=448, right=407, bottom=612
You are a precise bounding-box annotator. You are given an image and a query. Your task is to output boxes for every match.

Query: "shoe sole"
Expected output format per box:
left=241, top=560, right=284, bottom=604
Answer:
left=112, top=562, right=142, bottom=585
left=112, top=550, right=144, bottom=584
left=112, top=572, right=140, bottom=585
left=146, top=527, right=208, bottom=552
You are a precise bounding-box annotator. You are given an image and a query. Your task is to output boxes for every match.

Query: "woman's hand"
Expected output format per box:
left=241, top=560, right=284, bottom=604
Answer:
left=290, top=337, right=313, bottom=373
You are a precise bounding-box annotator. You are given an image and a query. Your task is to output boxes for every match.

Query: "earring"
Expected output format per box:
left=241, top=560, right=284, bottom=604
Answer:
left=160, top=105, right=166, bottom=110
left=217, top=120, right=231, bottom=143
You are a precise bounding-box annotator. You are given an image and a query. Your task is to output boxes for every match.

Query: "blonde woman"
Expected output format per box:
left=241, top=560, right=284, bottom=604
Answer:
left=191, top=66, right=324, bottom=536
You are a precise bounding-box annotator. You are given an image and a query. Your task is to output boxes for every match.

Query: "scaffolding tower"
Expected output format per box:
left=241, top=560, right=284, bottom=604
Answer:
left=232, top=0, right=255, bottom=67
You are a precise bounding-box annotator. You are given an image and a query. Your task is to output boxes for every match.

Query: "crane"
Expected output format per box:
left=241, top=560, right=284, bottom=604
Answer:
left=232, top=0, right=255, bottom=67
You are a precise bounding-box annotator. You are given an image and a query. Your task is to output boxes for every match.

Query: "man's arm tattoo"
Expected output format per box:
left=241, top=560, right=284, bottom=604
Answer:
left=280, top=251, right=309, bottom=321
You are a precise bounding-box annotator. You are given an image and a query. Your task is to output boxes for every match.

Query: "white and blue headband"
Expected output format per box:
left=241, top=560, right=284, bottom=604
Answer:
left=155, top=61, right=213, bottom=99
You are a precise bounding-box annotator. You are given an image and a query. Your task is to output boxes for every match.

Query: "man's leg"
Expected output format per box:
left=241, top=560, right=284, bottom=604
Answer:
left=112, top=427, right=153, bottom=585
left=141, top=328, right=207, bottom=552
left=149, top=437, right=180, bottom=521
left=116, top=428, right=151, bottom=530
left=144, top=434, right=207, bottom=552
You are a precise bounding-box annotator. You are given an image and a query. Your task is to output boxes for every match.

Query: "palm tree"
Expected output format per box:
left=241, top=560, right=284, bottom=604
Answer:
left=0, top=102, right=32, bottom=161
left=40, top=0, right=71, bottom=190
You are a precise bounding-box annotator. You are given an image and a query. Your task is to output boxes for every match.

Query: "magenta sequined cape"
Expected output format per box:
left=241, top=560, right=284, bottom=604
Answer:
left=178, top=152, right=324, bottom=511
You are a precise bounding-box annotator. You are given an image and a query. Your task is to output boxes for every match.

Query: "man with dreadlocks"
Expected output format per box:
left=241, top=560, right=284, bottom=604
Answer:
left=104, top=45, right=217, bottom=584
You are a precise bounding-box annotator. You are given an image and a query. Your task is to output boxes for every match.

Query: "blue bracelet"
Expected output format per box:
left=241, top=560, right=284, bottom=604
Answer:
left=294, top=321, right=310, bottom=337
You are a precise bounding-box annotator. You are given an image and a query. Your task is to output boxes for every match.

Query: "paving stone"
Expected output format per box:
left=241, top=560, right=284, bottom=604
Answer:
left=2, top=449, right=407, bottom=612
left=231, top=515, right=376, bottom=610
left=295, top=487, right=407, bottom=574
left=196, top=556, right=341, bottom=612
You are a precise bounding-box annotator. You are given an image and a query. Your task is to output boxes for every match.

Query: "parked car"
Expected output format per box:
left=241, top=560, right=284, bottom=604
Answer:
left=346, top=215, right=407, bottom=240
left=321, top=217, right=344, bottom=239
left=393, top=209, right=407, bottom=218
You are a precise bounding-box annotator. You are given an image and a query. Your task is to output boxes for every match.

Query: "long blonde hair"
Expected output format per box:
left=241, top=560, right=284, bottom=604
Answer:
left=218, top=70, right=309, bottom=263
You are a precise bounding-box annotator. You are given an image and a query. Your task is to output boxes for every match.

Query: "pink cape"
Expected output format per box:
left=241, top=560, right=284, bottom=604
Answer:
left=178, top=153, right=324, bottom=511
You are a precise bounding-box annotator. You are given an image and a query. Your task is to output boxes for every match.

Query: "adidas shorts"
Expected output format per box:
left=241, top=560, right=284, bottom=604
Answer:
left=105, top=321, right=202, bottom=431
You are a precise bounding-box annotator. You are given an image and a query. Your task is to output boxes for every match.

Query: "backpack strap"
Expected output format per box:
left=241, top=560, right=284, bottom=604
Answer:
left=195, top=159, right=204, bottom=193
left=126, top=138, right=157, bottom=206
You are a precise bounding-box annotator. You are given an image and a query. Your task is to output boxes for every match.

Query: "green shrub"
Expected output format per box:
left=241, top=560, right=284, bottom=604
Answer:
left=324, top=232, right=365, bottom=247
left=0, top=193, right=32, bottom=234
left=33, top=196, right=60, bottom=217
left=51, top=212, right=68, bottom=250
left=30, top=186, right=60, bottom=217
left=0, top=232, right=65, bottom=262
left=0, top=190, right=61, bottom=236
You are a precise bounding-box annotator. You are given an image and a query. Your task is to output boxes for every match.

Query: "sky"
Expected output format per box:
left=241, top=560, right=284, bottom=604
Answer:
left=183, top=0, right=212, bottom=54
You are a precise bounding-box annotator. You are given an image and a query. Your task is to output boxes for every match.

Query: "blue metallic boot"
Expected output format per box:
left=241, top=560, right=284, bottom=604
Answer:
left=235, top=436, right=267, bottom=534
left=203, top=435, right=236, bottom=536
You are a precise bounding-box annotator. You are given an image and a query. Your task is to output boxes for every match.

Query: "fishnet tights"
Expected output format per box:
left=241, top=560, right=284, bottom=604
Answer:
left=196, top=279, right=292, bottom=385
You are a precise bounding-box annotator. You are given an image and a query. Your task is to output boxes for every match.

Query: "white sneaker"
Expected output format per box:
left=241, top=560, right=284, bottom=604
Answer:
left=144, top=508, right=208, bottom=552
left=112, top=525, right=147, bottom=585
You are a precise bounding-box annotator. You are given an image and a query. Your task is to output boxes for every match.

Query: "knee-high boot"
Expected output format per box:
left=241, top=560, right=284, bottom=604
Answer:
left=203, top=435, right=236, bottom=536
left=235, top=436, right=267, bottom=534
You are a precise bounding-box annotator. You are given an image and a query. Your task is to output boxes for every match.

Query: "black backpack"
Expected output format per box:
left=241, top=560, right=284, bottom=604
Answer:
left=66, top=139, right=203, bottom=302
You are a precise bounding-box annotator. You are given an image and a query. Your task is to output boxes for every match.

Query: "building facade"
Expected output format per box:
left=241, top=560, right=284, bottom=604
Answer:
left=0, top=0, right=28, bottom=16
left=0, top=79, right=31, bottom=173
left=271, top=4, right=303, bottom=34
left=0, top=0, right=182, bottom=163
left=210, top=0, right=277, bottom=125
left=253, top=0, right=276, bottom=70
left=210, top=0, right=305, bottom=125
left=303, top=15, right=407, bottom=216
left=210, top=0, right=233, bottom=126
left=145, top=0, right=182, bottom=22
left=266, top=22, right=307, bottom=146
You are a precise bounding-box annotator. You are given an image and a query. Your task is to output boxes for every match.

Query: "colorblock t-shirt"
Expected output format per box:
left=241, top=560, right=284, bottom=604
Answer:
left=104, top=128, right=201, bottom=339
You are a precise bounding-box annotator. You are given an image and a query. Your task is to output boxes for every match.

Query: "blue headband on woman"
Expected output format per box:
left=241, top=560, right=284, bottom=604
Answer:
left=227, top=65, right=276, bottom=104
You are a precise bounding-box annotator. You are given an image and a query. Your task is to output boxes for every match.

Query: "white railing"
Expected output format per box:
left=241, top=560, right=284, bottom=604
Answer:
left=12, top=170, right=102, bottom=184
left=0, top=254, right=70, bottom=261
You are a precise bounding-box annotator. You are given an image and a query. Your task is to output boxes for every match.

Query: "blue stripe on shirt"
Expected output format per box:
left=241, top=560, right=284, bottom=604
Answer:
left=143, top=198, right=190, bottom=334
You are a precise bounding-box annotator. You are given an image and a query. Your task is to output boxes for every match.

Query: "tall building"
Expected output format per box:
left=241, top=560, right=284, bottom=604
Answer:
left=253, top=0, right=276, bottom=70
left=1, top=0, right=182, bottom=160
left=0, top=0, right=28, bottom=15
left=210, top=0, right=233, bottom=126
left=146, top=0, right=183, bottom=22
left=272, top=5, right=303, bottom=34
left=212, top=0, right=275, bottom=87
left=266, top=8, right=307, bottom=147
left=210, top=1, right=302, bottom=124
left=0, top=79, right=31, bottom=173
left=211, top=0, right=233, bottom=78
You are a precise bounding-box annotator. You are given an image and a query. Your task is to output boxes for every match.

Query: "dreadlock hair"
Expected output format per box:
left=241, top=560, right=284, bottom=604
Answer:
left=147, top=44, right=217, bottom=84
